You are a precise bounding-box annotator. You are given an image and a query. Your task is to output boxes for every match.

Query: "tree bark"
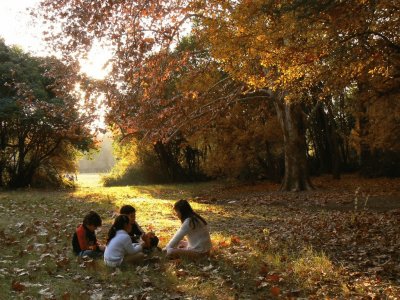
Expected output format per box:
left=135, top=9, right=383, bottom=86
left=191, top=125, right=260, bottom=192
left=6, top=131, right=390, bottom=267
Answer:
left=326, top=103, right=341, bottom=179
left=356, top=84, right=372, bottom=177
left=154, top=140, right=185, bottom=181
left=274, top=97, right=314, bottom=191
left=358, top=102, right=372, bottom=176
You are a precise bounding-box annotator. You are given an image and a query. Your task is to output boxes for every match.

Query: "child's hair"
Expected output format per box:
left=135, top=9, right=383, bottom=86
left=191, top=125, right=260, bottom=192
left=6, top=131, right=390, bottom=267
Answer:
left=83, top=211, right=102, bottom=227
left=107, top=215, right=130, bottom=245
left=120, top=205, right=136, bottom=215
left=174, top=199, right=207, bottom=229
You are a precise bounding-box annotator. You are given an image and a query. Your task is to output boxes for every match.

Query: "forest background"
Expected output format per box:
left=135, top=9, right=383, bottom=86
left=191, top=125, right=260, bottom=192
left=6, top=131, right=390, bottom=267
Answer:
left=1, top=0, right=399, bottom=190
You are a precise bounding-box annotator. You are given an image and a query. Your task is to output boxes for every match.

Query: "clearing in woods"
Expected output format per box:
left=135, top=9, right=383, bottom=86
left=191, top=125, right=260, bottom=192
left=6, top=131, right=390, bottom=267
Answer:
left=0, top=174, right=399, bottom=299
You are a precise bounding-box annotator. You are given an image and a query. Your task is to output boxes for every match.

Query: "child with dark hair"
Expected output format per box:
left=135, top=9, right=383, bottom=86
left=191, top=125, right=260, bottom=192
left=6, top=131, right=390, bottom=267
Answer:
left=120, top=205, right=159, bottom=250
left=163, top=199, right=212, bottom=259
left=119, top=205, right=145, bottom=243
left=72, top=211, right=105, bottom=258
left=104, top=215, right=150, bottom=267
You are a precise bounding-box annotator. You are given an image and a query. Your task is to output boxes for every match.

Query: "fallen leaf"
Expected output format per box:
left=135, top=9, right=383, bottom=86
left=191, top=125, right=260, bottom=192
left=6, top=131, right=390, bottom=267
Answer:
left=266, top=274, right=280, bottom=283
left=231, top=236, right=241, bottom=244
left=11, top=280, right=26, bottom=292
left=175, top=269, right=188, bottom=277
left=270, top=286, right=280, bottom=297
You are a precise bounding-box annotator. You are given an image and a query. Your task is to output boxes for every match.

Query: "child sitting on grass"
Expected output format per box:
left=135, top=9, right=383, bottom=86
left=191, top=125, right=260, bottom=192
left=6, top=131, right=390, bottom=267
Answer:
left=104, top=215, right=151, bottom=267
left=119, top=205, right=145, bottom=243
left=72, top=211, right=105, bottom=258
left=163, top=199, right=212, bottom=259
left=120, top=204, right=160, bottom=251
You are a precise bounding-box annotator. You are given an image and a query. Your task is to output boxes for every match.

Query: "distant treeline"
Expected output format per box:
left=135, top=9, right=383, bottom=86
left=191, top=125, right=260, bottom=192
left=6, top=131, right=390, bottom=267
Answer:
left=79, top=135, right=115, bottom=173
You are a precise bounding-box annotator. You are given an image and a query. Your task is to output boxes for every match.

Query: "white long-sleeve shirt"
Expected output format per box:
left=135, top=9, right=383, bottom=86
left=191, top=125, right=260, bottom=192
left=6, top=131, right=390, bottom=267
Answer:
left=165, top=218, right=212, bottom=253
left=104, top=230, right=143, bottom=264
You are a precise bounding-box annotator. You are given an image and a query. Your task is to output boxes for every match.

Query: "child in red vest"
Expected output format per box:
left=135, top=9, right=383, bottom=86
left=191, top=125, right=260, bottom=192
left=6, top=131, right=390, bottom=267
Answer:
left=72, top=211, right=105, bottom=258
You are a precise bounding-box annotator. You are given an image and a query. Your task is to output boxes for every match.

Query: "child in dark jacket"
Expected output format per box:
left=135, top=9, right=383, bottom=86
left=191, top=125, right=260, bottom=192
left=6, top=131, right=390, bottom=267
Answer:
left=120, top=205, right=144, bottom=243
left=72, top=211, right=105, bottom=258
left=120, top=205, right=159, bottom=250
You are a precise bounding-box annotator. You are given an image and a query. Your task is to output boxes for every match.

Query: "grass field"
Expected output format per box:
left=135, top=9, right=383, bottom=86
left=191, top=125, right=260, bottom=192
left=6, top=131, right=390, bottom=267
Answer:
left=76, top=173, right=105, bottom=188
left=0, top=174, right=399, bottom=299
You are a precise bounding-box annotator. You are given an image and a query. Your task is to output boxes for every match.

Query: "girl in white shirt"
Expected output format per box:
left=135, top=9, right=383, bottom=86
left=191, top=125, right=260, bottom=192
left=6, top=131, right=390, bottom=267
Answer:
left=104, top=215, right=149, bottom=267
left=164, top=199, right=212, bottom=259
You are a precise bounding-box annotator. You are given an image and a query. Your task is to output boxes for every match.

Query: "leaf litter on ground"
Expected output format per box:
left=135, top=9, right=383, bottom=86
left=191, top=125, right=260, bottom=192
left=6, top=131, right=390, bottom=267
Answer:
left=0, top=174, right=399, bottom=299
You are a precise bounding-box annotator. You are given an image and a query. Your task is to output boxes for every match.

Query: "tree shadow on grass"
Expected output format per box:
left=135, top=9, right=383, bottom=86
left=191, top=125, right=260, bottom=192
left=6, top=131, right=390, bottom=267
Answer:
left=3, top=186, right=396, bottom=299
left=69, top=191, right=399, bottom=298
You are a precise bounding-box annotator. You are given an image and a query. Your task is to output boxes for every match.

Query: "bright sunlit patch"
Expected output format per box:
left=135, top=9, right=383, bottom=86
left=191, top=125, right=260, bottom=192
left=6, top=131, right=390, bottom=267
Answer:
left=0, top=0, right=49, bottom=55
left=73, top=83, right=107, bottom=131
left=80, top=42, right=113, bottom=80
left=292, top=247, right=339, bottom=288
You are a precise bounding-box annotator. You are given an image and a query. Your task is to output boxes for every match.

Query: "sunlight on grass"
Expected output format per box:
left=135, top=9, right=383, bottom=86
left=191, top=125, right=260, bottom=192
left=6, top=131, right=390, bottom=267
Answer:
left=292, top=247, right=341, bottom=288
left=0, top=187, right=344, bottom=299
left=77, top=173, right=105, bottom=188
left=1, top=179, right=398, bottom=299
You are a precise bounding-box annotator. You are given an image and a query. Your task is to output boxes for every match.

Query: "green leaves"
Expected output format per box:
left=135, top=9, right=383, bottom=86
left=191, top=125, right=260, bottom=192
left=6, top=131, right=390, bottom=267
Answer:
left=0, top=41, right=97, bottom=188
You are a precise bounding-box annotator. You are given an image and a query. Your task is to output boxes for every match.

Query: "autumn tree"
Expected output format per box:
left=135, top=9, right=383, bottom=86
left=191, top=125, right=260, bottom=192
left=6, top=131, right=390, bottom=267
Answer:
left=192, top=0, right=399, bottom=188
left=36, top=0, right=399, bottom=189
left=0, top=39, right=96, bottom=188
left=35, top=0, right=309, bottom=190
left=101, top=38, right=217, bottom=184
left=106, top=36, right=285, bottom=183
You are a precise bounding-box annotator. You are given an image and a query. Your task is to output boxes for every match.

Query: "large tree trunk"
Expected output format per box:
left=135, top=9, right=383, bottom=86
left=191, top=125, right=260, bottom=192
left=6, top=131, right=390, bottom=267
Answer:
left=326, top=103, right=341, bottom=179
left=257, top=141, right=283, bottom=182
left=356, top=84, right=373, bottom=177
left=184, top=146, right=200, bottom=180
left=154, top=140, right=185, bottom=181
left=274, top=97, right=313, bottom=191
left=358, top=102, right=372, bottom=176
left=9, top=137, right=29, bottom=188
left=0, top=162, right=4, bottom=187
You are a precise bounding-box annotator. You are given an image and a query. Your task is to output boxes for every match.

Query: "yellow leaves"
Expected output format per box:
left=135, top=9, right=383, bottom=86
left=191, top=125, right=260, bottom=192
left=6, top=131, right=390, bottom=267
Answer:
left=368, top=66, right=389, bottom=78
left=236, top=26, right=246, bottom=35
left=195, top=0, right=398, bottom=105
left=271, top=64, right=305, bottom=90
left=246, top=75, right=267, bottom=89
left=247, top=47, right=258, bottom=57
left=182, top=91, right=199, bottom=100
left=256, top=34, right=266, bottom=43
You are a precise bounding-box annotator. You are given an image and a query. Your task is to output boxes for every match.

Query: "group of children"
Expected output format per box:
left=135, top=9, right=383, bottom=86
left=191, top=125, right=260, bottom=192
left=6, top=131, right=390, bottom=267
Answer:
left=72, top=199, right=212, bottom=267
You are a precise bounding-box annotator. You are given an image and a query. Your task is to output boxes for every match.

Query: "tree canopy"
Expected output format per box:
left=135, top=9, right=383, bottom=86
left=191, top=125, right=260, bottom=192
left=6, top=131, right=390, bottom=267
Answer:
left=0, top=39, right=96, bottom=188
left=35, top=0, right=400, bottom=189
